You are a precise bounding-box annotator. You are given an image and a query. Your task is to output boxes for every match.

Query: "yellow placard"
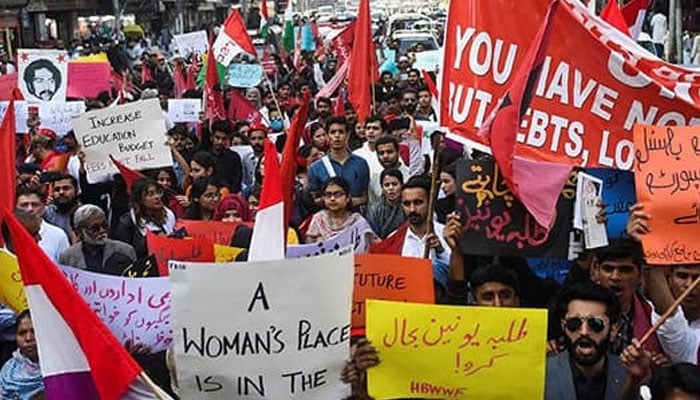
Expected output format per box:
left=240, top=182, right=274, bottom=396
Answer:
left=70, top=53, right=109, bottom=63
left=0, top=250, right=28, bottom=313
left=213, top=244, right=244, bottom=263
left=367, top=300, right=547, bottom=400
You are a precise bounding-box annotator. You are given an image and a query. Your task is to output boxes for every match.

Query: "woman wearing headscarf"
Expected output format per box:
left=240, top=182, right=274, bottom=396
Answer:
left=0, top=310, right=44, bottom=400
left=368, top=168, right=405, bottom=239
left=214, top=194, right=253, bottom=222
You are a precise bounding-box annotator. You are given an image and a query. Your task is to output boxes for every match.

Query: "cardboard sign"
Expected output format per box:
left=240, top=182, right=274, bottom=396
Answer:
left=0, top=100, right=29, bottom=133
left=66, top=61, right=111, bottom=99
left=169, top=250, right=354, bottom=399
left=173, top=30, right=209, bottom=59
left=0, top=250, right=28, bottom=313
left=18, top=49, right=68, bottom=103
left=366, top=300, right=547, bottom=400
left=455, top=158, right=575, bottom=258
left=633, top=125, right=700, bottom=264
left=213, top=244, right=245, bottom=263
left=73, top=98, right=172, bottom=183
left=286, top=219, right=374, bottom=258
left=439, top=0, right=700, bottom=170
left=60, top=265, right=172, bottom=352
left=352, top=254, right=434, bottom=329
left=227, top=63, right=264, bottom=88
left=146, top=232, right=215, bottom=276
left=167, top=99, right=201, bottom=123
left=176, top=220, right=250, bottom=246
left=585, top=168, right=636, bottom=238
left=38, top=101, right=86, bottom=137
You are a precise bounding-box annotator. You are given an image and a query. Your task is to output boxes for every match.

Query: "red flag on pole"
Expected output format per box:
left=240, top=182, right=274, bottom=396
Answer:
left=204, top=48, right=226, bottom=123
left=109, top=155, right=146, bottom=194
left=280, top=91, right=311, bottom=229
left=0, top=100, right=16, bottom=246
left=600, top=0, right=631, bottom=36
left=478, top=0, right=572, bottom=230
left=330, top=21, right=356, bottom=64
left=227, top=89, right=265, bottom=123
left=347, top=0, right=378, bottom=124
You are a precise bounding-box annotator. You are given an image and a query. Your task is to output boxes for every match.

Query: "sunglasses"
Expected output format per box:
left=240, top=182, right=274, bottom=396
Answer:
left=563, top=316, right=606, bottom=333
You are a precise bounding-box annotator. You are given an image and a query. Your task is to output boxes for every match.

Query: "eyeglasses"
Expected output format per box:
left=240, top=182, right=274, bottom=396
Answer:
left=145, top=189, right=163, bottom=198
left=323, top=191, right=347, bottom=199
left=85, top=222, right=108, bottom=234
left=563, top=316, right=607, bottom=333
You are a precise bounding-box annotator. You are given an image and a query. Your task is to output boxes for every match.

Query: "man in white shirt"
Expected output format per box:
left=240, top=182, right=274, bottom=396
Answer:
left=15, top=187, right=70, bottom=262
left=353, top=115, right=387, bottom=204
left=371, top=135, right=410, bottom=201
left=650, top=8, right=667, bottom=59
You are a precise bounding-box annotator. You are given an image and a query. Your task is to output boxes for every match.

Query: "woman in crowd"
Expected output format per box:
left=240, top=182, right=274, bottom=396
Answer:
left=308, top=122, right=329, bottom=152
left=436, top=162, right=456, bottom=224
left=183, top=177, right=221, bottom=221
left=0, top=310, right=44, bottom=400
left=185, top=151, right=229, bottom=198
left=305, top=177, right=378, bottom=248
left=112, top=178, right=177, bottom=259
left=213, top=194, right=253, bottom=222
left=368, top=168, right=405, bottom=238
left=152, top=167, right=185, bottom=217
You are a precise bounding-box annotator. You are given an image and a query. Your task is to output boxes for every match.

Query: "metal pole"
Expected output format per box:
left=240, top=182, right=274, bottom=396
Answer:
left=674, top=0, right=682, bottom=64
left=668, top=0, right=676, bottom=62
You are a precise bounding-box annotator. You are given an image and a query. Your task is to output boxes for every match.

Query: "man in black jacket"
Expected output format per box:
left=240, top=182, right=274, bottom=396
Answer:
left=204, top=120, right=243, bottom=194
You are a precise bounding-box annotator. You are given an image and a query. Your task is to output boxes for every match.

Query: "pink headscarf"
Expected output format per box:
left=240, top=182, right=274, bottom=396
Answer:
left=213, top=194, right=253, bottom=222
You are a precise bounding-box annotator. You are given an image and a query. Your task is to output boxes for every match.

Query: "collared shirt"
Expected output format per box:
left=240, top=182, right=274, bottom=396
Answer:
left=570, top=357, right=607, bottom=400
left=39, top=220, right=70, bottom=262
left=307, top=153, right=370, bottom=199
left=401, top=222, right=451, bottom=287
left=43, top=205, right=74, bottom=240
left=652, top=307, right=700, bottom=364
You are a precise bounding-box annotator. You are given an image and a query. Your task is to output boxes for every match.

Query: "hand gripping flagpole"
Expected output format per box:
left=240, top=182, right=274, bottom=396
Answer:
left=139, top=371, right=167, bottom=400
left=423, top=127, right=443, bottom=259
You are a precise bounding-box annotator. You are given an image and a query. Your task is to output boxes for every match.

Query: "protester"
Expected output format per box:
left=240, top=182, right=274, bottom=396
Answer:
left=15, top=187, right=70, bottom=262
left=183, top=177, right=220, bottom=221
left=213, top=194, right=253, bottom=222
left=43, top=173, right=80, bottom=240
left=0, top=310, right=43, bottom=400
left=435, top=162, right=456, bottom=224
left=368, top=168, right=405, bottom=239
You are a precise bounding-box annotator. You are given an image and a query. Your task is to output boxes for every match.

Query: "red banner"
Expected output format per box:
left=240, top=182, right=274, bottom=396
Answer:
left=440, top=0, right=700, bottom=170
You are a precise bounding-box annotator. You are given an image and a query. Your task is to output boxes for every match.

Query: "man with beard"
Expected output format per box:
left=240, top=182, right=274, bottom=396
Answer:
left=245, top=123, right=268, bottom=188
left=23, top=59, right=61, bottom=101
left=546, top=281, right=625, bottom=400
left=43, top=174, right=80, bottom=240
left=369, top=136, right=409, bottom=204
left=400, top=87, right=418, bottom=117
left=59, top=205, right=136, bottom=276
left=205, top=120, right=243, bottom=194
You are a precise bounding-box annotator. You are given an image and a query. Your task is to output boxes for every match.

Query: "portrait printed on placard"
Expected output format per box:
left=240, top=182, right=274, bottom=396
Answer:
left=18, top=49, right=68, bottom=103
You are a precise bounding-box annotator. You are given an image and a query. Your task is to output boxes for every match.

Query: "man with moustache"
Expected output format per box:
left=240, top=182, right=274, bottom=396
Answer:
left=23, top=59, right=61, bottom=101
left=59, top=205, right=136, bottom=276
left=546, top=282, right=626, bottom=400
left=43, top=174, right=80, bottom=240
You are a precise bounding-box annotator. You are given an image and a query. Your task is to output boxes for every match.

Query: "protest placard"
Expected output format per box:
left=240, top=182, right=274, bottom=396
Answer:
left=575, top=172, right=608, bottom=249
left=73, top=98, right=172, bottom=183
left=173, top=30, right=209, bottom=59
left=146, top=232, right=215, bottom=276
left=456, top=158, right=575, bottom=258
left=413, top=51, right=440, bottom=72
left=0, top=250, right=28, bottom=313
left=286, top=218, right=374, bottom=258
left=214, top=244, right=244, bottom=262
left=0, top=101, right=29, bottom=133
left=168, top=99, right=201, bottom=123
left=59, top=265, right=172, bottom=352
left=585, top=168, right=636, bottom=239
left=176, top=220, right=250, bottom=245
left=366, top=300, right=547, bottom=400
left=18, top=49, right=68, bottom=103
left=352, top=254, right=434, bottom=329
left=38, top=101, right=86, bottom=137
left=0, top=74, right=18, bottom=101
left=66, top=61, right=111, bottom=99
left=169, top=249, right=354, bottom=399
left=228, top=63, right=264, bottom=88
left=633, top=125, right=700, bottom=264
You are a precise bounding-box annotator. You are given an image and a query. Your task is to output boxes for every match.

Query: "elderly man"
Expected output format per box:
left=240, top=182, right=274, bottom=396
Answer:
left=59, top=204, right=136, bottom=276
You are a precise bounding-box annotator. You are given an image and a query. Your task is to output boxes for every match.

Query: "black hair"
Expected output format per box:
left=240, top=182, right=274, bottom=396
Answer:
left=408, top=68, right=420, bottom=76
left=150, top=167, right=180, bottom=194
left=554, top=281, right=621, bottom=324
left=594, top=238, right=645, bottom=269
left=650, top=363, right=700, bottom=399
left=130, top=177, right=167, bottom=227
left=15, top=186, right=44, bottom=203
left=53, top=173, right=78, bottom=190
left=167, top=124, right=188, bottom=138
left=23, top=58, right=62, bottom=97
left=184, top=177, right=217, bottom=220
left=441, top=162, right=457, bottom=179
left=375, top=135, right=400, bottom=152
left=316, top=96, right=332, bottom=107
left=470, top=264, right=521, bottom=297
left=380, top=168, right=404, bottom=186
left=210, top=120, right=232, bottom=136
left=402, top=87, right=418, bottom=97
left=321, top=177, right=353, bottom=211
left=365, top=114, right=387, bottom=131
left=14, top=309, right=31, bottom=334
left=1, top=209, right=40, bottom=250
left=191, top=151, right=216, bottom=171
left=402, top=175, right=430, bottom=194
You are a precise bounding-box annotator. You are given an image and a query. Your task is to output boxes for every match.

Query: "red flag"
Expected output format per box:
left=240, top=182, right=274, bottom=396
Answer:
left=109, top=155, right=145, bottom=194
left=173, top=64, right=187, bottom=98
left=204, top=48, right=226, bottom=123
left=227, top=89, right=265, bottom=123
left=0, top=74, right=18, bottom=101
left=479, top=0, right=572, bottom=230
left=333, top=93, right=346, bottom=117
left=347, top=0, right=378, bottom=124
left=620, top=0, right=651, bottom=39
left=600, top=0, right=631, bottom=36
left=140, top=63, right=153, bottom=84
left=280, top=91, right=311, bottom=229
left=370, top=222, right=410, bottom=254
left=330, top=21, right=356, bottom=64
left=0, top=101, right=16, bottom=246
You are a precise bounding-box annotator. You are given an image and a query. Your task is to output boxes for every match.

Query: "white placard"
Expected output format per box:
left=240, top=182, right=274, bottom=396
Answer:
left=38, top=101, right=86, bottom=137
left=578, top=172, right=609, bottom=249
left=173, top=30, right=209, bottom=59
left=18, top=49, right=68, bottom=103
left=286, top=219, right=373, bottom=258
left=74, top=98, right=173, bottom=183
left=169, top=250, right=353, bottom=399
left=59, top=265, right=172, bottom=352
left=167, top=99, right=202, bottom=123
left=0, top=101, right=29, bottom=133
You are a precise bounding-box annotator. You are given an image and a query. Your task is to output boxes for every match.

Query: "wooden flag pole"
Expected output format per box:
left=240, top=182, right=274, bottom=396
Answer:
left=423, top=132, right=443, bottom=259
left=638, top=273, right=700, bottom=345
left=264, top=75, right=285, bottom=126
left=139, top=371, right=167, bottom=400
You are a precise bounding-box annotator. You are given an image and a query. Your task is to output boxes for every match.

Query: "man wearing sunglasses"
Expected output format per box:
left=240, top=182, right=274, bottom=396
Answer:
left=546, top=282, right=626, bottom=400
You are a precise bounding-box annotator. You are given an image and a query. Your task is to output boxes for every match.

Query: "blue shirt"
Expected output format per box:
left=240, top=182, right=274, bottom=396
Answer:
left=307, top=154, right=370, bottom=198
